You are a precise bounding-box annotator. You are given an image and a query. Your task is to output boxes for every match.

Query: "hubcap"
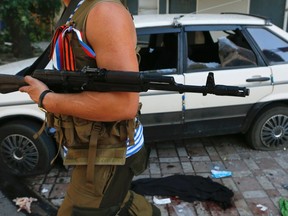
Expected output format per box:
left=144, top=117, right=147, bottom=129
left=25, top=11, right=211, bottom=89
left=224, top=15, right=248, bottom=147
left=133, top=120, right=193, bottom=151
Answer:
left=0, top=134, right=39, bottom=173
left=261, top=114, right=288, bottom=148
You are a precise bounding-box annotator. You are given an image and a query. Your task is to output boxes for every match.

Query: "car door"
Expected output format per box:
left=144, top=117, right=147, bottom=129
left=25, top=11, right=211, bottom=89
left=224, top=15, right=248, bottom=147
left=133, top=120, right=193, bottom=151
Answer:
left=136, top=27, right=185, bottom=140
left=182, top=25, right=273, bottom=137
left=246, top=25, right=288, bottom=94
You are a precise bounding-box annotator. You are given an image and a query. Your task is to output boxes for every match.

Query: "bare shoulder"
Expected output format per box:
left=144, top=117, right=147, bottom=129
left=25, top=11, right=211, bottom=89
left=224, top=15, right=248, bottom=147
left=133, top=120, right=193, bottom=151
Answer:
left=86, top=1, right=135, bottom=39
left=85, top=1, right=138, bottom=70
left=88, top=1, right=132, bottom=21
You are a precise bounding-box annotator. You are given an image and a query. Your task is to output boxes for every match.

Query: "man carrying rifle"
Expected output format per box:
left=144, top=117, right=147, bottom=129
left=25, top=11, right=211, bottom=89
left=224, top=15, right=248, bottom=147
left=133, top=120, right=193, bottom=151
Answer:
left=19, top=0, right=160, bottom=215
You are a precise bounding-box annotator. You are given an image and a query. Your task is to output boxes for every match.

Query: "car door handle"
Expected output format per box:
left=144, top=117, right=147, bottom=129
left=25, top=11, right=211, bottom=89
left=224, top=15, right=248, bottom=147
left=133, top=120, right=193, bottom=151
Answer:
left=246, top=77, right=270, bottom=82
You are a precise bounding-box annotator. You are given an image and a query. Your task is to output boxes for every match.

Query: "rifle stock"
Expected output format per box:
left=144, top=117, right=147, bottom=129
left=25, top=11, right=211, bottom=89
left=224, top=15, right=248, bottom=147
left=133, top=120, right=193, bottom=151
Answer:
left=0, top=74, right=27, bottom=93
left=0, top=67, right=250, bottom=97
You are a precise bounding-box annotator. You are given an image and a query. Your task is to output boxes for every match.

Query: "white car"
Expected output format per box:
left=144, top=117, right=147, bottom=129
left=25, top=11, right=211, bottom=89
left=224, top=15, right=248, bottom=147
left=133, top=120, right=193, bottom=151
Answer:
left=0, top=58, right=56, bottom=176
left=136, top=13, right=288, bottom=151
left=1, top=13, right=288, bottom=176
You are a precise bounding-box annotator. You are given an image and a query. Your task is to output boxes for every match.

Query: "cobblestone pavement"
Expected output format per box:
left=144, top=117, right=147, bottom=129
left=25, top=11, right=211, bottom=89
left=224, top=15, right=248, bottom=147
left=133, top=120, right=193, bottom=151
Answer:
left=24, top=134, right=288, bottom=215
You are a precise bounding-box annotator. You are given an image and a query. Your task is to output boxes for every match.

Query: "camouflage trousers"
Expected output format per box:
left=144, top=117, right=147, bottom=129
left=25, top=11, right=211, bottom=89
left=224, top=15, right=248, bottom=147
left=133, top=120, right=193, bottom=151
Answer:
left=57, top=146, right=161, bottom=216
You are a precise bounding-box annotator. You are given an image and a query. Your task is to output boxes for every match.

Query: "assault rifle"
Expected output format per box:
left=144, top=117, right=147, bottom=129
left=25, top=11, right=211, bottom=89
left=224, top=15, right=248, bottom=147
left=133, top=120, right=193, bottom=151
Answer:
left=0, top=67, right=249, bottom=96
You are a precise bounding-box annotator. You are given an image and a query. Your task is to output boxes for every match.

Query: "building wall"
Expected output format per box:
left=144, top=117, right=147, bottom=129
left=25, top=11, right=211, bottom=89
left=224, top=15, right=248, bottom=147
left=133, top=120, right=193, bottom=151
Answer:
left=169, top=0, right=196, bottom=13
left=196, top=0, right=249, bottom=14
left=250, top=0, right=286, bottom=28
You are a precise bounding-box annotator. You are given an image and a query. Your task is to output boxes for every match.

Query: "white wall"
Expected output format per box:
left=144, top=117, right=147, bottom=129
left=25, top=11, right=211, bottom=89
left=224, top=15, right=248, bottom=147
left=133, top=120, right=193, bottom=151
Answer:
left=137, top=0, right=250, bottom=15
left=196, top=0, right=250, bottom=13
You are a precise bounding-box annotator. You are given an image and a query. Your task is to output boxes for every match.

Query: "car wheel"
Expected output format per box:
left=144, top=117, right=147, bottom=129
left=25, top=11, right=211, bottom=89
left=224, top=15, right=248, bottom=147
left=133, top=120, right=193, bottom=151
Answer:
left=0, top=120, right=56, bottom=176
left=247, top=106, right=288, bottom=150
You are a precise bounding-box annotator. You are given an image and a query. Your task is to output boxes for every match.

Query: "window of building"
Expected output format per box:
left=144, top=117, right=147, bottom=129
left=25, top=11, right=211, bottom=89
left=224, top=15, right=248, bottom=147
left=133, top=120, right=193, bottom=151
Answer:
left=139, top=0, right=158, bottom=14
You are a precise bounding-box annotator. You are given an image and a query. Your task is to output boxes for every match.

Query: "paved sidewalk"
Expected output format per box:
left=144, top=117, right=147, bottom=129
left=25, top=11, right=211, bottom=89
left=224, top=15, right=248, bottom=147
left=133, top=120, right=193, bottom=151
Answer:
left=25, top=134, right=288, bottom=215
left=0, top=191, right=26, bottom=216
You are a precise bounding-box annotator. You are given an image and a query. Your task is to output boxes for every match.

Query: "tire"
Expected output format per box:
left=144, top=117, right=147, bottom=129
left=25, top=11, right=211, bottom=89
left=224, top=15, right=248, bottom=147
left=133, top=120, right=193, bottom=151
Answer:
left=247, top=106, right=288, bottom=150
left=0, top=120, right=56, bottom=176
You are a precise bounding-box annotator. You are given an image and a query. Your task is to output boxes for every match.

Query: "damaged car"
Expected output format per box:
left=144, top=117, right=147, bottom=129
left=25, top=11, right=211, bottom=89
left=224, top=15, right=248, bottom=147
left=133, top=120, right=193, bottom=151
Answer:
left=1, top=12, right=288, bottom=176
left=136, top=13, right=288, bottom=150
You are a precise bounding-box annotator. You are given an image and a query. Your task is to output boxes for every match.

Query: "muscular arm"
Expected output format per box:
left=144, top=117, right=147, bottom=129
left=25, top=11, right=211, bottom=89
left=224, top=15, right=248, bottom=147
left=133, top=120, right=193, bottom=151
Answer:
left=20, top=2, right=139, bottom=122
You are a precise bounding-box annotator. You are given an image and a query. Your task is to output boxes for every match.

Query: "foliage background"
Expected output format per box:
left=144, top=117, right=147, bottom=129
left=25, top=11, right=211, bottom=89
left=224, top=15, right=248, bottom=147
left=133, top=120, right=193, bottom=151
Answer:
left=0, top=0, right=62, bottom=61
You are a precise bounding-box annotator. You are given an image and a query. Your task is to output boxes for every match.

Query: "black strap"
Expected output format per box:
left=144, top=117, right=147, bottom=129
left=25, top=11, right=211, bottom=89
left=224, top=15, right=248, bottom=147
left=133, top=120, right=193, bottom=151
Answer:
left=17, top=0, right=82, bottom=76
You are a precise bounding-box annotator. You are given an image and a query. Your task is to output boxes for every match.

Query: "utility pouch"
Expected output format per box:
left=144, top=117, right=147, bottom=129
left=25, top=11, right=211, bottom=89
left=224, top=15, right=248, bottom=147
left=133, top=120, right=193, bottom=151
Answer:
left=64, top=145, right=127, bottom=166
left=50, top=114, right=140, bottom=167
left=47, top=101, right=142, bottom=167
left=53, top=114, right=94, bottom=147
left=129, top=146, right=150, bottom=176
left=63, top=121, right=128, bottom=166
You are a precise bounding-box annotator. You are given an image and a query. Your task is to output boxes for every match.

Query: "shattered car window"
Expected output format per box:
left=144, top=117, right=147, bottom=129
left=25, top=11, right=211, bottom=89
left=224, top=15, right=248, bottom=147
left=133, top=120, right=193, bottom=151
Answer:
left=186, top=29, right=257, bottom=70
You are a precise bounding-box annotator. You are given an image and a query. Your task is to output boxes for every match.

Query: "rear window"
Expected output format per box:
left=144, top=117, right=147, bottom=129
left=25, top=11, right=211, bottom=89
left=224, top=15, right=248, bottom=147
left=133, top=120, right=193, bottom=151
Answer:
left=247, top=27, right=288, bottom=65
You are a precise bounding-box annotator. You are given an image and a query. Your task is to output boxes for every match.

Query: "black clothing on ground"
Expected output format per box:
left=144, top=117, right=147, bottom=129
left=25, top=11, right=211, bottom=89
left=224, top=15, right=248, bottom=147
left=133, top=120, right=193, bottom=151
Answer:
left=131, top=174, right=234, bottom=209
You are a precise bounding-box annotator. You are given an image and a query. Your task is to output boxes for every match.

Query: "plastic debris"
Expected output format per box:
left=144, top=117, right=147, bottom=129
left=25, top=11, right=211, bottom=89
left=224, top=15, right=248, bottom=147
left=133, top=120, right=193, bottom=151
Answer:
left=211, top=169, right=232, bottom=178
left=153, top=196, right=171, bottom=205
left=171, top=202, right=195, bottom=216
left=41, top=188, right=49, bottom=193
left=13, top=197, right=38, bottom=214
left=256, top=204, right=268, bottom=211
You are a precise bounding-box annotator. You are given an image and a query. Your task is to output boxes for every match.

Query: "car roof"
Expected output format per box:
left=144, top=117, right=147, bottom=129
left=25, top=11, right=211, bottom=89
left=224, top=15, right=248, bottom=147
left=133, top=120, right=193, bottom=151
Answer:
left=133, top=13, right=269, bottom=28
left=0, top=57, right=53, bottom=75
left=0, top=58, right=37, bottom=75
